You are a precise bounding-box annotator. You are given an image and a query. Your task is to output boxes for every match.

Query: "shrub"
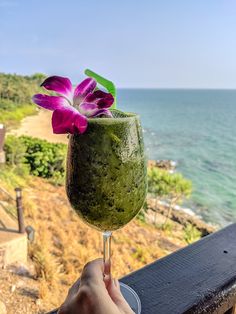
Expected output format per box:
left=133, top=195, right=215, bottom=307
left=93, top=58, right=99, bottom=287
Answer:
left=21, top=136, right=67, bottom=180
left=183, top=223, right=202, bottom=244
left=148, top=168, right=192, bottom=200
left=4, top=135, right=67, bottom=184
left=136, top=209, right=146, bottom=223
left=4, top=135, right=27, bottom=166
left=148, top=168, right=192, bottom=226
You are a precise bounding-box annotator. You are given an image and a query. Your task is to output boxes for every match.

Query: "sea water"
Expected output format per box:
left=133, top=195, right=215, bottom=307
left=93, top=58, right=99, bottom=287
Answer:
left=118, top=89, right=236, bottom=226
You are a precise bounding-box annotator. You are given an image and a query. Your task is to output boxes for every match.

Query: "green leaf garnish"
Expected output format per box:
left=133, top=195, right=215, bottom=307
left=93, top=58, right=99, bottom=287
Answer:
left=85, top=69, right=116, bottom=109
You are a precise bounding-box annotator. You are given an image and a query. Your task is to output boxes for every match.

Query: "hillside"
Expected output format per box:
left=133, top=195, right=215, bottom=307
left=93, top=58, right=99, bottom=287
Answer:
left=0, top=73, right=45, bottom=129
left=0, top=176, right=186, bottom=313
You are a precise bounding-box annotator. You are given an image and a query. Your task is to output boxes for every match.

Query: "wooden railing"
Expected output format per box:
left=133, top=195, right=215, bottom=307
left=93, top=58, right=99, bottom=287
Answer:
left=48, top=223, right=236, bottom=314
left=0, top=186, right=17, bottom=220
left=0, top=186, right=25, bottom=233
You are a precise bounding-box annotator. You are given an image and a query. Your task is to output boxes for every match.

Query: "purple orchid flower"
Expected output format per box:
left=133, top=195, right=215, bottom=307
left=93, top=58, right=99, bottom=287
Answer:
left=32, top=76, right=114, bottom=134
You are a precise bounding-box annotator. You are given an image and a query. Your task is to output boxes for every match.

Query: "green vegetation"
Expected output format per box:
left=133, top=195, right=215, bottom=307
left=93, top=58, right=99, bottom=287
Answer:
left=161, top=221, right=174, bottom=234
left=0, top=72, right=46, bottom=128
left=183, top=223, right=202, bottom=244
left=136, top=211, right=145, bottom=222
left=148, top=167, right=192, bottom=226
left=0, top=165, right=28, bottom=189
left=0, top=104, right=36, bottom=128
left=0, top=72, right=45, bottom=103
left=148, top=167, right=192, bottom=200
left=4, top=135, right=67, bottom=185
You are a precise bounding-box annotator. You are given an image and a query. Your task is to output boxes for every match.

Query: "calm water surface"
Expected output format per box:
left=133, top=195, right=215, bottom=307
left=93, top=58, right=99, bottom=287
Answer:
left=118, top=89, right=236, bottom=226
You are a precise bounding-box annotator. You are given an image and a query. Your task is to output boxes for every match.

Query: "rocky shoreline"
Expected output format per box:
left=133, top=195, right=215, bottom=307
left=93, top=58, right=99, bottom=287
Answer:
left=146, top=198, right=216, bottom=236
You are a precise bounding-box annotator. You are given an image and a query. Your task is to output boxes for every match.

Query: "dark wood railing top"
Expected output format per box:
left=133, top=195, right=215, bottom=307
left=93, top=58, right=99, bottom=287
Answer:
left=121, top=223, right=236, bottom=314
left=48, top=223, right=236, bottom=314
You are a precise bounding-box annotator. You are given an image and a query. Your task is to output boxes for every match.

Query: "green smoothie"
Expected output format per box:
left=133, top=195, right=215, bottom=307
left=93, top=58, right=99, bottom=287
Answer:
left=66, top=111, right=147, bottom=231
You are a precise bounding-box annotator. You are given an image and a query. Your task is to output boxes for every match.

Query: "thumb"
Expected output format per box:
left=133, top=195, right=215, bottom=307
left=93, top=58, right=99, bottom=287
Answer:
left=108, top=279, right=134, bottom=314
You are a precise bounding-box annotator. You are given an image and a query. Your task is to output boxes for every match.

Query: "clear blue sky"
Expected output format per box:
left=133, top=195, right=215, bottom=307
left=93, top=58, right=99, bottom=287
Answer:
left=0, top=0, right=236, bottom=88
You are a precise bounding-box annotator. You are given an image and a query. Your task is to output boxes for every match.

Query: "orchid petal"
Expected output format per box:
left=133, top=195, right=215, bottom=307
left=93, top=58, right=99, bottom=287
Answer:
left=32, top=94, right=69, bottom=111
left=90, top=108, right=113, bottom=118
left=52, top=108, right=88, bottom=134
left=79, top=102, right=98, bottom=116
left=79, top=102, right=112, bottom=117
left=41, top=76, right=73, bottom=99
left=73, top=78, right=96, bottom=105
left=84, top=90, right=114, bottom=108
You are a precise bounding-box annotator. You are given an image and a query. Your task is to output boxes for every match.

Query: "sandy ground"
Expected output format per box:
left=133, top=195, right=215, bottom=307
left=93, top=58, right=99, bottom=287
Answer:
left=9, top=109, right=68, bottom=144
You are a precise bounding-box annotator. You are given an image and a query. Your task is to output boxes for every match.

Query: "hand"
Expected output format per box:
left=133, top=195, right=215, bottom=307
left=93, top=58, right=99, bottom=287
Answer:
left=58, top=258, right=134, bottom=314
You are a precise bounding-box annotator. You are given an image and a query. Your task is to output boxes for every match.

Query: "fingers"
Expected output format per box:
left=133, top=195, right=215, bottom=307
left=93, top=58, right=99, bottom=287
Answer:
left=59, top=258, right=134, bottom=314
left=80, top=258, right=105, bottom=287
left=108, top=279, right=135, bottom=314
left=67, top=259, right=105, bottom=298
left=67, top=278, right=81, bottom=297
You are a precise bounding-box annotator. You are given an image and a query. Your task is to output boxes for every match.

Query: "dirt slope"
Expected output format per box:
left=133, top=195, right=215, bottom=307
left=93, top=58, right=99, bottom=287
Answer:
left=0, top=177, right=186, bottom=313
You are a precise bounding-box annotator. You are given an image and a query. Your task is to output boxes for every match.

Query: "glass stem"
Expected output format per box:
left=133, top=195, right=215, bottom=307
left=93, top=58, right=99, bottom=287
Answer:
left=103, top=231, right=112, bottom=280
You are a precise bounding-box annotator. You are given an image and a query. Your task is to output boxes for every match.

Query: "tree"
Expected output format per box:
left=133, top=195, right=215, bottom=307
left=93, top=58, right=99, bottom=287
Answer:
left=148, top=167, right=192, bottom=226
left=0, top=72, right=46, bottom=127
left=0, top=72, right=46, bottom=105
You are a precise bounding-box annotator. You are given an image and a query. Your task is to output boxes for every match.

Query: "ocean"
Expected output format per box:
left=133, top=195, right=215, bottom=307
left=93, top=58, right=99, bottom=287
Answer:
left=118, top=89, right=236, bottom=227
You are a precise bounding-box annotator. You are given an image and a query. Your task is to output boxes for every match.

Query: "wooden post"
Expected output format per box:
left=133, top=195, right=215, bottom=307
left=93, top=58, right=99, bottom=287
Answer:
left=0, top=124, right=6, bottom=164
left=15, top=188, right=25, bottom=234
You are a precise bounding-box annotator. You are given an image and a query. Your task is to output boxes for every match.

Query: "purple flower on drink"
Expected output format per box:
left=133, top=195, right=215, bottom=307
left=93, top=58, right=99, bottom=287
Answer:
left=32, top=76, right=114, bottom=134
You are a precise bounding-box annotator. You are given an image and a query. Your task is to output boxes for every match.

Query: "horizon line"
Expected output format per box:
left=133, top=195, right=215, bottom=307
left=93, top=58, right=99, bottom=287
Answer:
left=117, top=87, right=236, bottom=90
left=1, top=71, right=236, bottom=90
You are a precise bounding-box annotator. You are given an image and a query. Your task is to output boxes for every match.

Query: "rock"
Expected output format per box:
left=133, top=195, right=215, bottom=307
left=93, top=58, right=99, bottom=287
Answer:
left=0, top=300, right=7, bottom=314
left=16, top=280, right=25, bottom=288
left=10, top=284, right=16, bottom=293
left=35, top=298, right=41, bottom=306
left=14, top=265, right=30, bottom=276
left=148, top=159, right=177, bottom=172
left=10, top=263, right=35, bottom=278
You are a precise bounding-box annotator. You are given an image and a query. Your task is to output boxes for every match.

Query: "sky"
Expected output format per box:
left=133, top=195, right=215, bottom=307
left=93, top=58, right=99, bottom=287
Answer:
left=0, top=0, right=236, bottom=88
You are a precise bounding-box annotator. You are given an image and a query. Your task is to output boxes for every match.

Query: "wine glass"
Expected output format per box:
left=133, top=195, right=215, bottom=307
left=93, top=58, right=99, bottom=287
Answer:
left=66, top=111, right=147, bottom=313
